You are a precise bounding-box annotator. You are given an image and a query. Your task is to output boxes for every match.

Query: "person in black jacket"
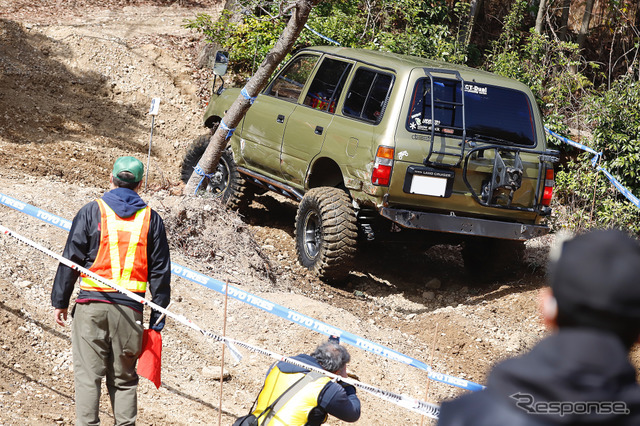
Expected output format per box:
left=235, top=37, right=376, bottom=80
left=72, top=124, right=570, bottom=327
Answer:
left=241, top=339, right=361, bottom=425
left=51, top=156, right=171, bottom=426
left=438, top=229, right=640, bottom=425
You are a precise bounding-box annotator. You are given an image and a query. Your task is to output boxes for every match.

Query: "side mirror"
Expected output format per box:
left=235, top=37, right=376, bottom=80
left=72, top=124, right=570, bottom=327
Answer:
left=213, top=51, right=229, bottom=76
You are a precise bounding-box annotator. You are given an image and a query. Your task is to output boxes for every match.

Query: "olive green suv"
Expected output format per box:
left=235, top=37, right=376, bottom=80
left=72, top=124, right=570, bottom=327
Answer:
left=181, top=46, right=559, bottom=281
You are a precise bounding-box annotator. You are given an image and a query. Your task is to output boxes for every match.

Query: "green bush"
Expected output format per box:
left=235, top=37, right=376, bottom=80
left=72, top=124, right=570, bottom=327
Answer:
left=553, top=157, right=640, bottom=234
left=184, top=0, right=474, bottom=76
left=485, top=0, right=589, bottom=135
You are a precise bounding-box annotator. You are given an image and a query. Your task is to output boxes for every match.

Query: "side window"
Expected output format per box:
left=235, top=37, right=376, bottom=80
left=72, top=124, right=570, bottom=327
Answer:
left=343, top=68, right=393, bottom=123
left=267, top=55, right=319, bottom=102
left=303, top=58, right=352, bottom=113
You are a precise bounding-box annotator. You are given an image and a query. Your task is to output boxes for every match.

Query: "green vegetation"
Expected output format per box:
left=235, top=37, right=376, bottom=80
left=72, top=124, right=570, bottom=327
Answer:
left=185, top=0, right=640, bottom=235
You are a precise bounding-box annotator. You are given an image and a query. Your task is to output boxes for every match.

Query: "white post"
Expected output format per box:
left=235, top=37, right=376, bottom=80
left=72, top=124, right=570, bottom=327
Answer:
left=146, top=98, right=161, bottom=191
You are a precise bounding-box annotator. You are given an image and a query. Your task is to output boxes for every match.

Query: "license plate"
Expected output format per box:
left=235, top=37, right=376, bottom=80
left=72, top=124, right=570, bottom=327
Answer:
left=410, top=175, right=448, bottom=197
left=403, top=166, right=454, bottom=197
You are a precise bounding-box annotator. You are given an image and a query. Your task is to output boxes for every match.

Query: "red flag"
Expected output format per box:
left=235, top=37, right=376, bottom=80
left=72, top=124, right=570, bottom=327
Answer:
left=138, top=329, right=162, bottom=388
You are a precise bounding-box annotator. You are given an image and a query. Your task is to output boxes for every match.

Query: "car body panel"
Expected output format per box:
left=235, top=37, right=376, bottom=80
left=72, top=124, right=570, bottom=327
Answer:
left=200, top=46, right=556, bottom=241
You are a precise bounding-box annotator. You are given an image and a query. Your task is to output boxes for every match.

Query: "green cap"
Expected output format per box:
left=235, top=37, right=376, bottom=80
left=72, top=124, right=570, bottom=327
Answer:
left=112, top=156, right=144, bottom=183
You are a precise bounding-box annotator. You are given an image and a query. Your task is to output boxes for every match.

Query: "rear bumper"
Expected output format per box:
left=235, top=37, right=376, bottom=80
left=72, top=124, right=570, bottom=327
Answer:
left=379, top=207, right=549, bottom=241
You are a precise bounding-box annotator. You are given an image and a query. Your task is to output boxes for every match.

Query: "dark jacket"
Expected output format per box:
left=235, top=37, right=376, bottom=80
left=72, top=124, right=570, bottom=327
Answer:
left=51, top=188, right=171, bottom=321
left=438, top=329, right=640, bottom=425
left=269, top=354, right=361, bottom=425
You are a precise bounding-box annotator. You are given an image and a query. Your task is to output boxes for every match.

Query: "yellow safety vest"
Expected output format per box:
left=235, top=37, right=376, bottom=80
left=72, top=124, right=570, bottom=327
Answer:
left=80, top=199, right=151, bottom=295
left=252, top=366, right=332, bottom=426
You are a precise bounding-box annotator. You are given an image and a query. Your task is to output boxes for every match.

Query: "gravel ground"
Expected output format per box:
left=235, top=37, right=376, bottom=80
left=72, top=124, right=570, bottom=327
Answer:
left=0, top=2, right=607, bottom=425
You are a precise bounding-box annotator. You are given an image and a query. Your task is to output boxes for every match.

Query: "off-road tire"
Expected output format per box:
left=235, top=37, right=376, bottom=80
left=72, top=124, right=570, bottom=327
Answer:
left=462, top=237, right=525, bottom=283
left=295, top=187, right=358, bottom=282
left=180, top=134, right=251, bottom=210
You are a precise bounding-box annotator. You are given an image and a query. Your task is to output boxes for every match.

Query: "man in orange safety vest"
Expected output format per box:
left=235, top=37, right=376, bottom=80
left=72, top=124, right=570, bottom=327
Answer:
left=51, top=156, right=171, bottom=426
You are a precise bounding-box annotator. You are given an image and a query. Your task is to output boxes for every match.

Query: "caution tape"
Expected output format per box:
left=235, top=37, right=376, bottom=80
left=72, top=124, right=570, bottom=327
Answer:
left=0, top=223, right=439, bottom=419
left=0, top=223, right=244, bottom=362
left=226, top=336, right=440, bottom=419
left=545, top=127, right=640, bottom=210
left=0, top=192, right=484, bottom=392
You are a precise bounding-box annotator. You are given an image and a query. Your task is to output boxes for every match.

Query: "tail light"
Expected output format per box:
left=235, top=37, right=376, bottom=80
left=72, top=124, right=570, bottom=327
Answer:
left=541, top=168, right=554, bottom=206
left=372, top=146, right=394, bottom=186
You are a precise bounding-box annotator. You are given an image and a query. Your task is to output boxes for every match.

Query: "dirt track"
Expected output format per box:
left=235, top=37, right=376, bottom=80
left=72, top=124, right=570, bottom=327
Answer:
left=0, top=2, right=577, bottom=425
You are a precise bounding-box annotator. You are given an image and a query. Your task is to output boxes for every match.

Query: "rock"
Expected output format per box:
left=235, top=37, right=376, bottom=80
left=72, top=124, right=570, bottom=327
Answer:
left=422, top=291, right=435, bottom=301
left=201, top=366, right=231, bottom=381
left=425, top=278, right=441, bottom=289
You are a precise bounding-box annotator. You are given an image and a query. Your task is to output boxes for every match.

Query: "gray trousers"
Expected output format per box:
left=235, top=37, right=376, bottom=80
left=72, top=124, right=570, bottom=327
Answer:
left=72, top=302, right=144, bottom=426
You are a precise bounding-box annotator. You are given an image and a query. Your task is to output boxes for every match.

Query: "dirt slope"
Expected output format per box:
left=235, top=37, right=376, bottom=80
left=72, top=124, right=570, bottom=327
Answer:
left=0, top=2, right=603, bottom=425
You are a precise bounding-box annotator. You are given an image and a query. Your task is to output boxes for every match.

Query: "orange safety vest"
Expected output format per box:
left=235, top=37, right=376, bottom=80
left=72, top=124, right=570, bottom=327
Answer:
left=80, top=199, right=151, bottom=295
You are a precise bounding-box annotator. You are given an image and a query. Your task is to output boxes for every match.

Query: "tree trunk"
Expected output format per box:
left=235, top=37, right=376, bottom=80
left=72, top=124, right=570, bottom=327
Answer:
left=559, top=0, right=571, bottom=41
left=577, top=0, right=595, bottom=49
left=184, top=0, right=321, bottom=195
left=197, top=0, right=243, bottom=69
left=458, top=0, right=484, bottom=49
left=224, top=0, right=246, bottom=24
left=534, top=0, right=548, bottom=34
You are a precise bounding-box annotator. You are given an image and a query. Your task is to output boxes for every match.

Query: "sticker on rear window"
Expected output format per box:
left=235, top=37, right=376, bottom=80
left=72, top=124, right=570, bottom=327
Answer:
left=464, top=84, right=487, bottom=95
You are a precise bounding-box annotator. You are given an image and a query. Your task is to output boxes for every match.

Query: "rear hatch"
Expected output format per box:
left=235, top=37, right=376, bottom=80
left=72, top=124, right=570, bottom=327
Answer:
left=389, top=68, right=556, bottom=222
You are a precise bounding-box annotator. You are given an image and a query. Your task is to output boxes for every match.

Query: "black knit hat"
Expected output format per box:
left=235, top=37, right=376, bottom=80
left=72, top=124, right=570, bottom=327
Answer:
left=551, top=229, right=640, bottom=343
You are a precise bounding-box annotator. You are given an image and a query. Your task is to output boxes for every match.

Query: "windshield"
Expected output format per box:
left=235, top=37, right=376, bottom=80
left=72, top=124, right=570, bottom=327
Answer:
left=406, top=78, right=537, bottom=146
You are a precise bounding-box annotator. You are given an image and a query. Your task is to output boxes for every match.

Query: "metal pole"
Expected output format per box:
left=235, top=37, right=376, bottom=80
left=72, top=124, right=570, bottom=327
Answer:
left=218, top=280, right=230, bottom=426
left=589, top=156, right=601, bottom=225
left=420, top=323, right=439, bottom=426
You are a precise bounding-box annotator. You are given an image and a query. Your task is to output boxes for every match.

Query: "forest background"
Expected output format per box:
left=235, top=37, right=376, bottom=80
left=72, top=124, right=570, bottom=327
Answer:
left=186, top=0, right=640, bottom=234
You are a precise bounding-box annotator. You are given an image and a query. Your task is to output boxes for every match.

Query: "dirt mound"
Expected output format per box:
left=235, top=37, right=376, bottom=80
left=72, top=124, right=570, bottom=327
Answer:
left=159, top=195, right=276, bottom=282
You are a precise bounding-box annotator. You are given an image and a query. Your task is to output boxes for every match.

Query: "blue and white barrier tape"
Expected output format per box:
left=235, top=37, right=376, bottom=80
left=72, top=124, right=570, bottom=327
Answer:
left=253, top=5, right=340, bottom=47
left=545, top=127, right=601, bottom=158
left=0, top=192, right=484, bottom=392
left=240, top=87, right=256, bottom=104
left=0, top=222, right=440, bottom=418
left=192, top=163, right=216, bottom=195
left=0, top=193, right=72, bottom=230
left=304, top=23, right=341, bottom=45
left=545, top=127, right=640, bottom=210
left=220, top=119, right=235, bottom=140
left=597, top=167, right=640, bottom=209
left=225, top=335, right=440, bottom=419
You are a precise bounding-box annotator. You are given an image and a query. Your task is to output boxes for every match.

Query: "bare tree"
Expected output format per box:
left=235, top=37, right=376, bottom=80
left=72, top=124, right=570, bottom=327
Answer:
left=184, top=0, right=321, bottom=195
left=458, top=0, right=484, bottom=49
left=577, top=0, right=596, bottom=49
left=559, top=0, right=572, bottom=40
left=534, top=0, right=548, bottom=34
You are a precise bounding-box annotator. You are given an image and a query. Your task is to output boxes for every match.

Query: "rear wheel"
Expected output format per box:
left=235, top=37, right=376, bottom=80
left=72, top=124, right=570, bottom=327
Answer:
left=180, top=134, right=251, bottom=209
left=462, top=237, right=525, bottom=282
left=295, top=187, right=358, bottom=282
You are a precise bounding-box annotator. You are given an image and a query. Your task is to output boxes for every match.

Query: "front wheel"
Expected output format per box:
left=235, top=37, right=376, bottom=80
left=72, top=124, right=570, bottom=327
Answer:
left=180, top=135, right=250, bottom=209
left=295, top=187, right=358, bottom=282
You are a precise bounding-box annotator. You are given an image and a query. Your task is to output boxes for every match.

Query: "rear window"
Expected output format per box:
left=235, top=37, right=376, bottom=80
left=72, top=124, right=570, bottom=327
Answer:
left=406, top=78, right=536, bottom=146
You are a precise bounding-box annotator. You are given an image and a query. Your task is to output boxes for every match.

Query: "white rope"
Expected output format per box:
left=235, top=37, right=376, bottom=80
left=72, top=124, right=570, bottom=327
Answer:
left=0, top=224, right=439, bottom=419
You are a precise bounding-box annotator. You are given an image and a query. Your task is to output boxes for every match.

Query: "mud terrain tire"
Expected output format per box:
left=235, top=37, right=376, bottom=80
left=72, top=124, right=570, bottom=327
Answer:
left=295, top=187, right=358, bottom=282
left=180, top=134, right=251, bottom=209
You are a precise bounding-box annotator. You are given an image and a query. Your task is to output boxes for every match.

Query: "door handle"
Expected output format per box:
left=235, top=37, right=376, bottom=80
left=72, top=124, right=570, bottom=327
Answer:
left=315, top=126, right=324, bottom=135
left=277, top=114, right=285, bottom=123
